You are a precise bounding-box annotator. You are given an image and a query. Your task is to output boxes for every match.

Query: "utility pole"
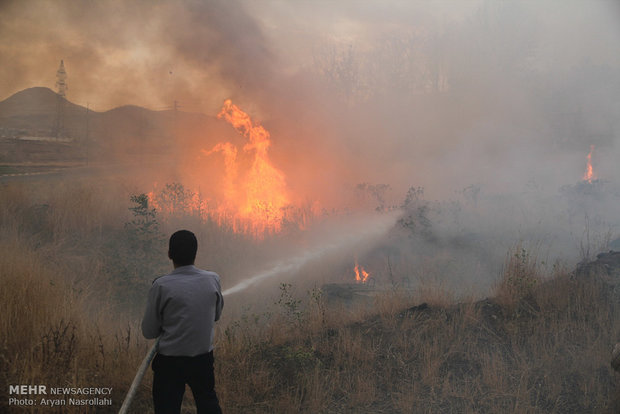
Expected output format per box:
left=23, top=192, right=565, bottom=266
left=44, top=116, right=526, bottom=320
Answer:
left=54, top=60, right=68, bottom=139
left=84, top=103, right=90, bottom=165
left=172, top=100, right=181, bottom=159
left=173, top=100, right=180, bottom=137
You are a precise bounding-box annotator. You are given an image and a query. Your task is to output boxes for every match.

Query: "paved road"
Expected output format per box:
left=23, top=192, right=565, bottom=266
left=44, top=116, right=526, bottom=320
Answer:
left=0, top=158, right=174, bottom=184
left=0, top=168, right=65, bottom=182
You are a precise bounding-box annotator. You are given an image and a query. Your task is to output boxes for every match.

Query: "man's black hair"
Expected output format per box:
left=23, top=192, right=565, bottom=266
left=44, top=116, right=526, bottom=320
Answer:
left=168, top=230, right=197, bottom=266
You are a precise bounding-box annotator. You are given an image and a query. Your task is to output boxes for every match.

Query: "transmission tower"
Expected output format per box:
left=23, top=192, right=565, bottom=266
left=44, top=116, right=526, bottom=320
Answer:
left=54, top=60, right=68, bottom=138
left=56, top=60, right=67, bottom=97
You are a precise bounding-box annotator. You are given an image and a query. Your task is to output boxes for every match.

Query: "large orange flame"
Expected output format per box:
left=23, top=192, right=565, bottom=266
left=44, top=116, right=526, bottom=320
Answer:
left=201, top=142, right=238, bottom=208
left=147, top=100, right=308, bottom=237
left=205, top=99, right=290, bottom=236
left=583, top=145, right=595, bottom=183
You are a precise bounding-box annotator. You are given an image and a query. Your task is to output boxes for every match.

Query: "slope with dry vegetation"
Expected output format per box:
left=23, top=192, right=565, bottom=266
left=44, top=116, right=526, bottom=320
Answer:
left=1, top=180, right=620, bottom=413
left=216, top=250, right=620, bottom=413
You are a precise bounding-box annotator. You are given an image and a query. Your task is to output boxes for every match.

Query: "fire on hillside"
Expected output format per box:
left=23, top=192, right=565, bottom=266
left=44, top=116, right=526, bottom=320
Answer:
left=148, top=99, right=322, bottom=238
left=583, top=145, right=596, bottom=183
left=354, top=260, right=371, bottom=284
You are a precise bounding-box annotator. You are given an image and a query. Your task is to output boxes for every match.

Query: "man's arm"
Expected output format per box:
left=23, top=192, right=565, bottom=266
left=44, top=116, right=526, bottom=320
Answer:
left=214, top=277, right=224, bottom=322
left=215, top=291, right=223, bottom=322
left=141, top=283, right=162, bottom=339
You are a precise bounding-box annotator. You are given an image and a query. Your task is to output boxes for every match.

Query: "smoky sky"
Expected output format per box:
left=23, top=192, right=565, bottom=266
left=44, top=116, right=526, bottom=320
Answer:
left=1, top=0, right=619, bottom=200
left=0, top=0, right=281, bottom=111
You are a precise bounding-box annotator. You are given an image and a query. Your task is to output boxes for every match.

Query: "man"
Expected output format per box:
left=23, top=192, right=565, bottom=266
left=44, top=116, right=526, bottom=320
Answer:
left=142, top=230, right=224, bottom=414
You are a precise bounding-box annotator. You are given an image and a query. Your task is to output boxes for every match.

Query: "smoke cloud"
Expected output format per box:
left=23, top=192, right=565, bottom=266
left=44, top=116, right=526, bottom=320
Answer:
left=2, top=0, right=620, bottom=288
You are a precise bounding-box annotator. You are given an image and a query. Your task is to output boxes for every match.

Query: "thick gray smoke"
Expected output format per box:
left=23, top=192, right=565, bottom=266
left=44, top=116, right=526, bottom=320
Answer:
left=222, top=211, right=399, bottom=296
left=0, top=0, right=281, bottom=112
left=1, top=0, right=619, bottom=295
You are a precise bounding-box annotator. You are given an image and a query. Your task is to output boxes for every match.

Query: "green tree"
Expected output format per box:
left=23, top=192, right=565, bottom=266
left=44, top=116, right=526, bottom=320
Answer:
left=105, top=194, right=167, bottom=310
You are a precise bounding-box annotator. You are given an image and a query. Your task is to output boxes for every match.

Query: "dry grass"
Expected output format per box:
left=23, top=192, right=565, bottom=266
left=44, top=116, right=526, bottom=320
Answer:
left=0, top=236, right=153, bottom=413
left=0, top=181, right=153, bottom=413
left=215, top=247, right=620, bottom=413
left=2, top=180, right=620, bottom=413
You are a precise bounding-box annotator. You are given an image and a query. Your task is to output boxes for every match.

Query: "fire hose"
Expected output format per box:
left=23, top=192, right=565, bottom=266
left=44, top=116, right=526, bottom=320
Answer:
left=118, top=338, right=159, bottom=414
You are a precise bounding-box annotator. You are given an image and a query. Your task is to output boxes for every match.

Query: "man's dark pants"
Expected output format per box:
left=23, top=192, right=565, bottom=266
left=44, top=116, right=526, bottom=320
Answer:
left=152, top=351, right=222, bottom=414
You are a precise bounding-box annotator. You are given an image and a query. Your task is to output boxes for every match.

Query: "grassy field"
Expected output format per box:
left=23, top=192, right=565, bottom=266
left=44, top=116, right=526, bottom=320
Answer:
left=1, top=179, right=619, bottom=413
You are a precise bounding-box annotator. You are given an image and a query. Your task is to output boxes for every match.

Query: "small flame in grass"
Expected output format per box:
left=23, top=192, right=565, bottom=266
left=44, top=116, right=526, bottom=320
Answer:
left=354, top=261, right=370, bottom=283
left=583, top=145, right=596, bottom=183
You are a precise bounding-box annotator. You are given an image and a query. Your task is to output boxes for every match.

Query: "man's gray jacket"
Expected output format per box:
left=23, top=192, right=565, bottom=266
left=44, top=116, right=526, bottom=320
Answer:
left=141, top=265, right=223, bottom=356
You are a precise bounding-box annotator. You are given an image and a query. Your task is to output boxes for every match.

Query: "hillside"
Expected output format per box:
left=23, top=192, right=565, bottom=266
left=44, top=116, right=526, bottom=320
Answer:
left=216, top=251, right=620, bottom=413
left=0, top=87, right=228, bottom=166
left=1, top=176, right=620, bottom=413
